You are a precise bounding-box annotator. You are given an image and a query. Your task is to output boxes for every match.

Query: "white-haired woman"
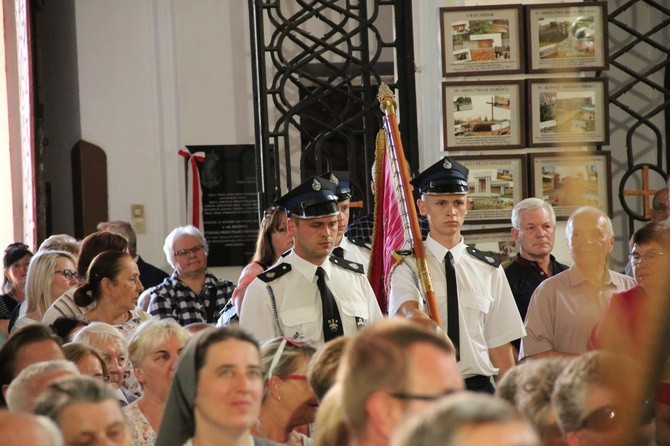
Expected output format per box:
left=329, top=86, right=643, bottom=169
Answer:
left=123, top=318, right=190, bottom=446
left=73, top=321, right=138, bottom=405
left=11, top=250, right=79, bottom=333
left=147, top=225, right=234, bottom=326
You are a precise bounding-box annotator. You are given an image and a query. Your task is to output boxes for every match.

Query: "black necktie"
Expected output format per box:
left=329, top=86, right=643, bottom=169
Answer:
left=445, top=251, right=460, bottom=360
left=315, top=267, right=344, bottom=341
left=332, top=247, right=344, bottom=257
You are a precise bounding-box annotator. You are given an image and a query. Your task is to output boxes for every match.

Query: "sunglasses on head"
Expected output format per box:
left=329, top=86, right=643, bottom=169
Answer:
left=265, top=336, right=303, bottom=381
left=580, top=400, right=655, bottom=433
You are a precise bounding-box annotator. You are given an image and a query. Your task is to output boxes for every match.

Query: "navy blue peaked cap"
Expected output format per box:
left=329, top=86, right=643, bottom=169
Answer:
left=275, top=176, right=339, bottom=218
left=320, top=171, right=352, bottom=202
left=410, top=157, right=469, bottom=195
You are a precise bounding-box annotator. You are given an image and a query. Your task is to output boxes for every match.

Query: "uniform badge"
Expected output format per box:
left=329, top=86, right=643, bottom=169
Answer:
left=355, top=316, right=365, bottom=329
left=328, top=319, right=340, bottom=332
left=312, top=178, right=321, bottom=191
left=443, top=159, right=452, bottom=169
left=266, top=272, right=276, bottom=279
left=329, top=173, right=339, bottom=185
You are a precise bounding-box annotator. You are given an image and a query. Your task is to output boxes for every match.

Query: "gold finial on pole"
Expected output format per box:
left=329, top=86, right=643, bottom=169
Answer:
left=378, top=83, right=397, bottom=116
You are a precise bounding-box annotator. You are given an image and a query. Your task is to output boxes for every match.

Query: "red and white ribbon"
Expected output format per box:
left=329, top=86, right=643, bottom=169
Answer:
left=178, top=148, right=206, bottom=229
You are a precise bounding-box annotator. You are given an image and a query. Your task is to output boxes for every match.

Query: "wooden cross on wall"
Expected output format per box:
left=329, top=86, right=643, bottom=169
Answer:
left=621, top=164, right=662, bottom=220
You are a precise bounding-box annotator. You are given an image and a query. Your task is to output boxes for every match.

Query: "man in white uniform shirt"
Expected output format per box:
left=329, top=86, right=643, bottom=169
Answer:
left=322, top=171, right=371, bottom=271
left=240, top=175, right=382, bottom=344
left=388, top=157, right=525, bottom=393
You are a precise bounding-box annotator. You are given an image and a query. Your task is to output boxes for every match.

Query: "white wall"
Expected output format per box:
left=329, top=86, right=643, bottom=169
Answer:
left=75, top=0, right=253, bottom=280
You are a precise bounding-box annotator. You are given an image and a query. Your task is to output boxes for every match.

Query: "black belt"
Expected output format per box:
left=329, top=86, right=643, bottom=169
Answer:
left=465, top=375, right=494, bottom=394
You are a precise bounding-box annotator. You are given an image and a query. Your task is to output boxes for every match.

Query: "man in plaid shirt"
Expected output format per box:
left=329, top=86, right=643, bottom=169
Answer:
left=148, top=225, right=234, bottom=326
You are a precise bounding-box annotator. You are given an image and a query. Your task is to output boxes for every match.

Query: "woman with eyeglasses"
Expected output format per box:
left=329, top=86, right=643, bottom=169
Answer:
left=11, top=250, right=79, bottom=334
left=253, top=336, right=319, bottom=445
left=232, top=206, right=293, bottom=314
left=124, top=318, right=190, bottom=446
left=63, top=341, right=109, bottom=382
left=0, top=242, right=33, bottom=339
left=73, top=321, right=139, bottom=406
left=147, top=225, right=235, bottom=326
left=156, top=326, right=281, bottom=446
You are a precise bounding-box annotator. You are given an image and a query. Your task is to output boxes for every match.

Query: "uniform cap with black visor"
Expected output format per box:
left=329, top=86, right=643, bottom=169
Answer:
left=275, top=176, right=340, bottom=219
left=319, top=171, right=352, bottom=202
left=411, top=157, right=469, bottom=195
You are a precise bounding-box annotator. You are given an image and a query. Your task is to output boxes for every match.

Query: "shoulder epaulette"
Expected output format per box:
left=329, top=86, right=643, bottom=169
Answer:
left=466, top=246, right=501, bottom=268
left=257, top=263, right=292, bottom=282
left=329, top=256, right=365, bottom=274
left=347, top=236, right=371, bottom=250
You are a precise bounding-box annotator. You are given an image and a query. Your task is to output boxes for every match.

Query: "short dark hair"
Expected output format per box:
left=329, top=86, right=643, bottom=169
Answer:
left=0, top=324, right=62, bottom=406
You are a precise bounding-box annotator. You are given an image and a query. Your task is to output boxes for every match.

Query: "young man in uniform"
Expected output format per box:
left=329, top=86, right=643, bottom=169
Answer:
left=321, top=171, right=370, bottom=270
left=388, top=157, right=525, bottom=392
left=239, top=175, right=382, bottom=344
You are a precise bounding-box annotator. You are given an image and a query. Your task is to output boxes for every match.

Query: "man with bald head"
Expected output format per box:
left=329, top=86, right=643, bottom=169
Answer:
left=520, top=206, right=636, bottom=360
left=0, top=410, right=64, bottom=445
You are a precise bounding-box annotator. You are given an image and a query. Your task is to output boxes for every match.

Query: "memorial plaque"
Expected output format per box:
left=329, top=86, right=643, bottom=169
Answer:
left=184, top=145, right=257, bottom=267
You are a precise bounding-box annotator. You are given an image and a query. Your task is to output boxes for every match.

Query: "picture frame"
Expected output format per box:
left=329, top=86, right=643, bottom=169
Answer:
left=525, top=1, right=609, bottom=73
left=440, top=4, right=524, bottom=77
left=451, top=154, right=527, bottom=224
left=527, top=77, right=609, bottom=148
left=443, top=80, right=525, bottom=151
left=528, top=151, right=612, bottom=219
left=462, top=228, right=516, bottom=268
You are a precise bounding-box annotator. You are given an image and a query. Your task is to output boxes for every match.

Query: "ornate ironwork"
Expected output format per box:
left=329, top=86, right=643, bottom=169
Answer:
left=608, top=1, right=670, bottom=234
left=249, top=0, right=417, bottom=219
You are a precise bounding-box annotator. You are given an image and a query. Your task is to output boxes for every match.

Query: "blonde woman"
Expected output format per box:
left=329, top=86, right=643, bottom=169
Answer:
left=11, top=250, right=79, bottom=333
left=124, top=319, right=190, bottom=446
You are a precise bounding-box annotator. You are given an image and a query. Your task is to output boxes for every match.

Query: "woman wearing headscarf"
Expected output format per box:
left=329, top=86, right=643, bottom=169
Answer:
left=156, top=326, right=281, bottom=446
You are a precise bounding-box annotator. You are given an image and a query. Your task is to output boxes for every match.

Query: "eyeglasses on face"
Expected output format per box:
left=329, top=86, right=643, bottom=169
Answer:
left=54, top=269, right=82, bottom=281
left=629, top=251, right=664, bottom=266
left=174, top=245, right=205, bottom=257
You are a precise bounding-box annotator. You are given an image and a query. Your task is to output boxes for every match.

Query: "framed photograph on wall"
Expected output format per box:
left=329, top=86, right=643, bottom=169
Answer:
left=440, top=4, right=524, bottom=77
left=443, top=80, right=525, bottom=151
left=525, top=1, right=609, bottom=73
left=528, top=151, right=612, bottom=219
left=527, top=77, right=609, bottom=148
left=461, top=228, right=516, bottom=268
left=451, top=154, right=527, bottom=224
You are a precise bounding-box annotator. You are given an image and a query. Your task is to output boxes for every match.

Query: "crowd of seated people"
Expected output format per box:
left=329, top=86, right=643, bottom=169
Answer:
left=0, top=197, right=668, bottom=446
